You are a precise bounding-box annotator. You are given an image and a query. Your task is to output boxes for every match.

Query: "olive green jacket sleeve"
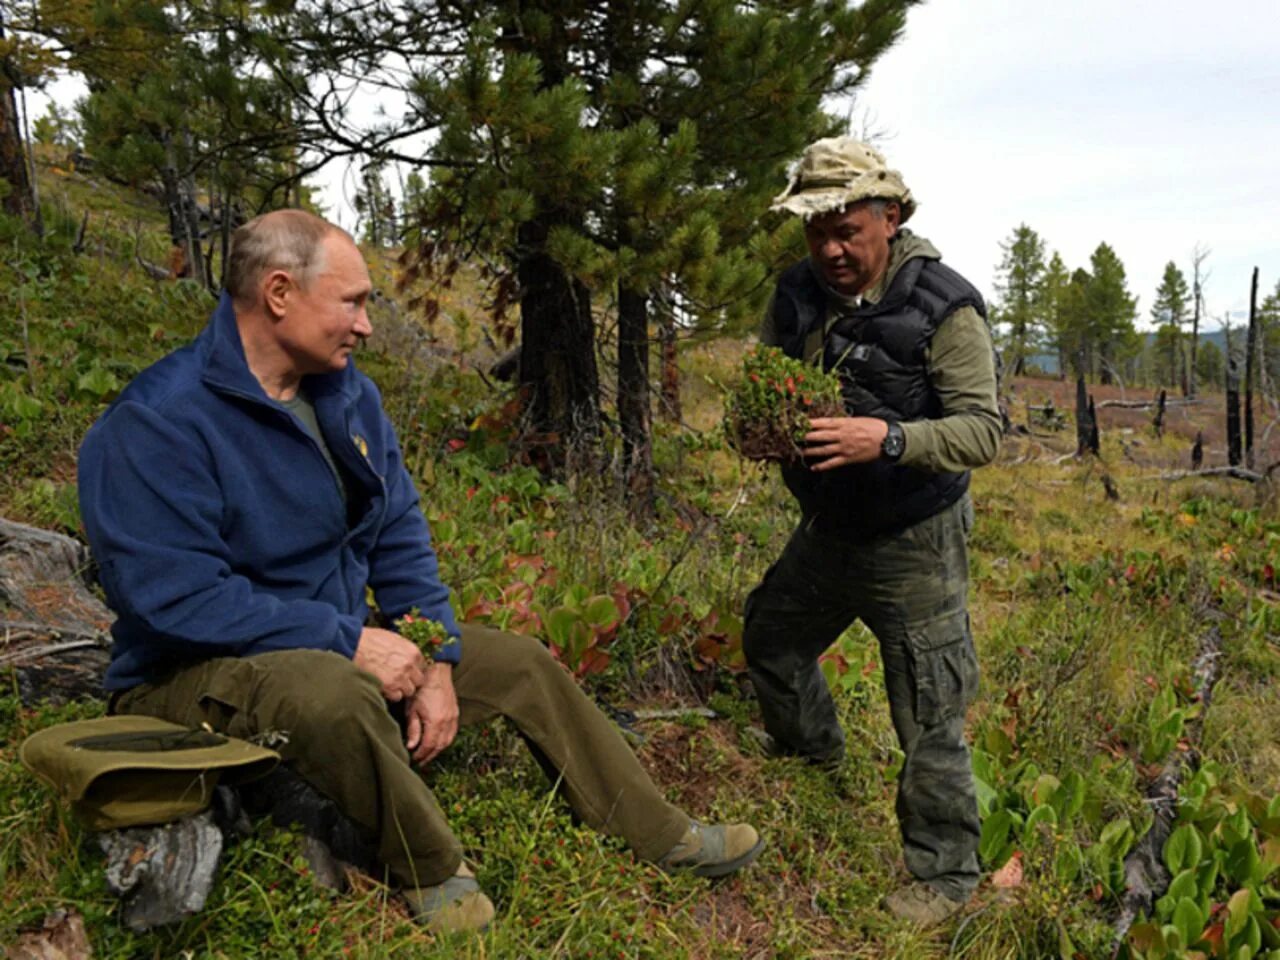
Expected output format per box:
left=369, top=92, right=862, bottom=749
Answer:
left=899, top=306, right=1002, bottom=473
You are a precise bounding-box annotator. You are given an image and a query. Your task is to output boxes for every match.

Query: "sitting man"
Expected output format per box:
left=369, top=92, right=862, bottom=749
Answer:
left=77, top=209, right=762, bottom=933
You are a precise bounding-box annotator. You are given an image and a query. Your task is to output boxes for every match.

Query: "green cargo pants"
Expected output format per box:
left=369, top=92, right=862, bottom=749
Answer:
left=742, top=495, right=981, bottom=900
left=112, top=624, right=688, bottom=890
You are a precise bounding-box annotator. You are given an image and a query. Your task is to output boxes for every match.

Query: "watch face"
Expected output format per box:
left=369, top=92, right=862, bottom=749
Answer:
left=883, top=425, right=905, bottom=458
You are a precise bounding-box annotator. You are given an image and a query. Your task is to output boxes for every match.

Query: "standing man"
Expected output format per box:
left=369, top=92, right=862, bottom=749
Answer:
left=743, top=138, right=1000, bottom=926
left=78, top=210, right=762, bottom=934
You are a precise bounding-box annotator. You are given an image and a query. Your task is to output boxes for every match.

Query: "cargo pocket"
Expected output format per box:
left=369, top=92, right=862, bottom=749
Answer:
left=196, top=660, right=261, bottom=740
left=906, top=610, right=979, bottom=727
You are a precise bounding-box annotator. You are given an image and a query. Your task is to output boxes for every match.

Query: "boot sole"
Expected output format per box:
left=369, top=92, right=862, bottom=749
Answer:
left=691, top=837, right=765, bottom=879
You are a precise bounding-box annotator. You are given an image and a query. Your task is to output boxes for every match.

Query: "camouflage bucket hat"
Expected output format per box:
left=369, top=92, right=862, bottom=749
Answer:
left=770, top=136, right=916, bottom=223
left=19, top=715, right=279, bottom=831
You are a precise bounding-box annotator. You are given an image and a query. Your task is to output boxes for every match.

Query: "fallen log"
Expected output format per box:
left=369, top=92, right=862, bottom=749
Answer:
left=1096, top=398, right=1203, bottom=410
left=1137, top=465, right=1279, bottom=484
left=1112, top=621, right=1224, bottom=950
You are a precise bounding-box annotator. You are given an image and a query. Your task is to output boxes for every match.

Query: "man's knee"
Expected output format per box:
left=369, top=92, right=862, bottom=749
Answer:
left=460, top=625, right=561, bottom=683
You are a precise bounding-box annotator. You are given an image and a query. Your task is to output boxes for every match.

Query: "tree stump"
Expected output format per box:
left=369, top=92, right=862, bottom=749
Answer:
left=0, top=518, right=112, bottom=706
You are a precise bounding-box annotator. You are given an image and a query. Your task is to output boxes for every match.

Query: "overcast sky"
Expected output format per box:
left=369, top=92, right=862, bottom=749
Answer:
left=851, top=0, right=1280, bottom=329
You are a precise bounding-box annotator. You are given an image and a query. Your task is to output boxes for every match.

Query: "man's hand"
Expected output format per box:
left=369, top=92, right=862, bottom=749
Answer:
left=354, top=626, right=427, bottom=702
left=803, top=416, right=890, bottom=470
left=405, top=662, right=459, bottom=764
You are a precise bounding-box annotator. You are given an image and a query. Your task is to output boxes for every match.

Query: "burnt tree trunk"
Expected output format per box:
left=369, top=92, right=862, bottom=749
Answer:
left=1152, top=389, right=1166, bottom=438
left=1088, top=395, right=1100, bottom=456
left=617, top=285, right=654, bottom=511
left=516, top=216, right=601, bottom=471
left=1245, top=267, right=1259, bottom=470
left=1075, top=371, right=1091, bottom=456
left=1227, top=358, right=1242, bottom=467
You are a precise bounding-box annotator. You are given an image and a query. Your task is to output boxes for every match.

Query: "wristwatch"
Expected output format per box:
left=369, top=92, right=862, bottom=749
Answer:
left=881, top=421, right=906, bottom=461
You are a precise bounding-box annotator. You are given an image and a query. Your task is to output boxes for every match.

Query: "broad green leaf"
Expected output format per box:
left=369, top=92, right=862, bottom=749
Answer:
left=1225, top=889, right=1252, bottom=941
left=77, top=365, right=120, bottom=398
left=1031, top=773, right=1061, bottom=807
left=1101, top=817, right=1136, bottom=856
left=1172, top=898, right=1205, bottom=949
left=1225, top=838, right=1262, bottom=886
left=1167, top=868, right=1199, bottom=904
left=980, top=809, right=1015, bottom=866
left=1052, top=772, right=1086, bottom=822
left=1023, top=804, right=1058, bottom=840
left=1166, top=824, right=1204, bottom=875
left=581, top=595, right=619, bottom=627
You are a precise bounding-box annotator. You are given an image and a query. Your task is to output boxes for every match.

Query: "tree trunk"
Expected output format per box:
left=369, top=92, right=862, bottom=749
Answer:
left=516, top=217, right=601, bottom=472
left=1153, top=389, right=1166, bottom=438
left=1075, top=370, right=1091, bottom=456
left=0, top=21, right=35, bottom=226
left=617, top=285, right=653, bottom=510
left=1245, top=267, right=1259, bottom=470
left=658, top=308, right=681, bottom=423
left=1227, top=358, right=1242, bottom=467
left=1189, top=282, right=1200, bottom=398
left=160, top=133, right=202, bottom=285
left=1088, top=395, right=1100, bottom=456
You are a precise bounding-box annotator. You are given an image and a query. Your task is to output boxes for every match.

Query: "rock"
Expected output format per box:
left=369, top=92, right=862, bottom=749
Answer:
left=4, top=909, right=93, bottom=960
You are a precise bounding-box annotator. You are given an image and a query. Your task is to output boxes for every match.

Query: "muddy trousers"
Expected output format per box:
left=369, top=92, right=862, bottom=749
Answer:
left=112, top=625, right=688, bottom=889
left=742, top=495, right=981, bottom=900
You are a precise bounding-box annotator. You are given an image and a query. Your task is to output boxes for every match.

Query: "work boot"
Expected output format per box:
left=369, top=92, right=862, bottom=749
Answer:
left=882, top=881, right=967, bottom=927
left=746, top=727, right=843, bottom=772
left=656, top=820, right=764, bottom=878
left=403, top=863, right=496, bottom=934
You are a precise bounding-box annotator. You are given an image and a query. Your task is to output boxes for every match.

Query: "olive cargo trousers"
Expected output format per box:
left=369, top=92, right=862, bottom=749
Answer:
left=113, top=625, right=688, bottom=889
left=743, top=495, right=981, bottom=900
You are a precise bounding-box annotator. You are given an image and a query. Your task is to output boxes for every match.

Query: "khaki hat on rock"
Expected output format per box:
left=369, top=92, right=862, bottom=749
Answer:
left=770, top=136, right=916, bottom=222
left=20, top=714, right=279, bottom=831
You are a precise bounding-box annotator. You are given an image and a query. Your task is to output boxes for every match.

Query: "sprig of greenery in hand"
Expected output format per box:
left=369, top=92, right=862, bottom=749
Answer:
left=394, top=609, right=459, bottom=654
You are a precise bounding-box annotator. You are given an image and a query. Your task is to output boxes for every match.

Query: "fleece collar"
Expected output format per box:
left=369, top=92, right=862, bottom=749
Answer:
left=198, top=292, right=358, bottom=404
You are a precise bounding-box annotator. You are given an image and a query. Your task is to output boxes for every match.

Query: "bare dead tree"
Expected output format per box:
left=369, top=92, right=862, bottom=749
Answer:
left=1246, top=267, right=1260, bottom=470
left=1189, top=244, right=1210, bottom=397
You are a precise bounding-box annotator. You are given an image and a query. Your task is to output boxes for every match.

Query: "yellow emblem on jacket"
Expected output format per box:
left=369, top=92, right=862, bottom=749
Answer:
left=352, top=434, right=369, bottom=458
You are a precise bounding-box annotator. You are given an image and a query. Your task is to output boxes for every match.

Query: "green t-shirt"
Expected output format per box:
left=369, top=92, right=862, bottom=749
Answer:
left=280, top=388, right=349, bottom=503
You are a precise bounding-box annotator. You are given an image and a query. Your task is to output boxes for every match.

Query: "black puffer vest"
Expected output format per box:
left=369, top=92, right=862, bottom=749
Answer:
left=772, top=252, right=986, bottom=539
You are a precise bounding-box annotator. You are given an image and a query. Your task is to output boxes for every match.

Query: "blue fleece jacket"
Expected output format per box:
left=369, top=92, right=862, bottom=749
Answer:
left=79, top=293, right=461, bottom=692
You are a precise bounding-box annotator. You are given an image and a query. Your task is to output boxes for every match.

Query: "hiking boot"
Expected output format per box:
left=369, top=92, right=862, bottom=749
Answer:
left=882, top=881, right=967, bottom=927
left=403, top=863, right=495, bottom=933
left=656, top=820, right=764, bottom=879
left=746, top=727, right=843, bottom=772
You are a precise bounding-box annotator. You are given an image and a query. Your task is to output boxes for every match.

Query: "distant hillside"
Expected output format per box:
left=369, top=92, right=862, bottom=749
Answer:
left=1025, top=326, right=1241, bottom=375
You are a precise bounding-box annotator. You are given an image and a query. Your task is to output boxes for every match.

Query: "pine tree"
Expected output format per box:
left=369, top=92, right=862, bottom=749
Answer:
left=405, top=0, right=920, bottom=481
left=1040, top=251, right=1071, bottom=377
left=1150, top=261, right=1190, bottom=394
left=1196, top=338, right=1225, bottom=390
left=992, top=224, right=1047, bottom=377
left=1084, top=243, right=1139, bottom=384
